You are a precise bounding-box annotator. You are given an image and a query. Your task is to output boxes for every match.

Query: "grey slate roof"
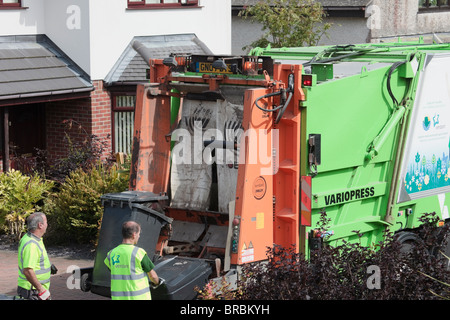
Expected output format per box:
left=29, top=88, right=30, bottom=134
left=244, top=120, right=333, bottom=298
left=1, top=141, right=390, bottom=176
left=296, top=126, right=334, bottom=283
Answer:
left=105, top=34, right=212, bottom=85
left=0, top=35, right=93, bottom=101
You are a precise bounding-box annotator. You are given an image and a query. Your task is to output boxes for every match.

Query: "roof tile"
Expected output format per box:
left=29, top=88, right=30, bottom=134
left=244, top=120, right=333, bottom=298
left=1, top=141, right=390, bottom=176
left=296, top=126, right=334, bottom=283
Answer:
left=0, top=35, right=93, bottom=100
left=105, top=34, right=212, bottom=85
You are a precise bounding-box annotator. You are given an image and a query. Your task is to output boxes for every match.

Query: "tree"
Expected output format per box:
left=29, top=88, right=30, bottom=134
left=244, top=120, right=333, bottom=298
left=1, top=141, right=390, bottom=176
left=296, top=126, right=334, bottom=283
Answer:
left=239, top=0, right=331, bottom=52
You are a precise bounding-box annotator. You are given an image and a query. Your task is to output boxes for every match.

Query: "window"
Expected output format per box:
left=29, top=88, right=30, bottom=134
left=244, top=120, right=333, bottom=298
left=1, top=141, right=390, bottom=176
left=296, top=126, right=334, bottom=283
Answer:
left=112, top=95, right=136, bottom=155
left=0, top=0, right=23, bottom=8
left=127, top=0, right=199, bottom=9
left=419, top=0, right=450, bottom=10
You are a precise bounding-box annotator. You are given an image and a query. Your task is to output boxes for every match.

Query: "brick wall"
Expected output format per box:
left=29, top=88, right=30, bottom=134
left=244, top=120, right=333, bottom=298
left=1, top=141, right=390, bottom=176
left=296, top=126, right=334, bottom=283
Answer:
left=91, top=80, right=113, bottom=145
left=46, top=80, right=112, bottom=162
left=0, top=81, right=113, bottom=171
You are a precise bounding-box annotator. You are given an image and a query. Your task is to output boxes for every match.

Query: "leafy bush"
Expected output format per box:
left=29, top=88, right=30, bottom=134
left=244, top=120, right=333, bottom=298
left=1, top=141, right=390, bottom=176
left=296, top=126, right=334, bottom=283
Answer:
left=198, top=212, right=450, bottom=300
left=9, top=119, right=111, bottom=185
left=45, top=163, right=128, bottom=244
left=36, top=120, right=111, bottom=184
left=0, top=170, right=54, bottom=241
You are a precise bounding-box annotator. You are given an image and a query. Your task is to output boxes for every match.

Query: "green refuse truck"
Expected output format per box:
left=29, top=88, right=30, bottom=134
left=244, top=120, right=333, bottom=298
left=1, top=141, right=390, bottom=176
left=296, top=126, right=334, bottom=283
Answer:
left=83, top=39, right=450, bottom=299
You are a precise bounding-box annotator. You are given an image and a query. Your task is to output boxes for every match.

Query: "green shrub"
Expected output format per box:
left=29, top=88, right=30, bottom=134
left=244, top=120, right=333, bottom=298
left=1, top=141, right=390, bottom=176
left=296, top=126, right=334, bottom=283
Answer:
left=46, top=163, right=128, bottom=244
left=0, top=170, right=54, bottom=241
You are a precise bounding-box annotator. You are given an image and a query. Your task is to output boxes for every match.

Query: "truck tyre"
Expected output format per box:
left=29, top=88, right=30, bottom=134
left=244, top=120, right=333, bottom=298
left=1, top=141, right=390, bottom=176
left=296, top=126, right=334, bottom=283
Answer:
left=80, top=272, right=91, bottom=292
left=397, top=229, right=450, bottom=269
left=396, top=231, right=422, bottom=255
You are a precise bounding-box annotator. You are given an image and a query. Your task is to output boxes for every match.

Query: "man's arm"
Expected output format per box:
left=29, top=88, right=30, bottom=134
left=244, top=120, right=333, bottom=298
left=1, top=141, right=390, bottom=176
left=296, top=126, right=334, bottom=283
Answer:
left=141, top=254, right=159, bottom=285
left=23, top=268, right=45, bottom=293
left=148, top=269, right=159, bottom=285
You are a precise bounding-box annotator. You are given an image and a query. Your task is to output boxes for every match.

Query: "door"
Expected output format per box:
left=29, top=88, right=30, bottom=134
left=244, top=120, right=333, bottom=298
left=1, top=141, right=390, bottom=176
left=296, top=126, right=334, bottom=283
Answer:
left=9, top=103, right=45, bottom=170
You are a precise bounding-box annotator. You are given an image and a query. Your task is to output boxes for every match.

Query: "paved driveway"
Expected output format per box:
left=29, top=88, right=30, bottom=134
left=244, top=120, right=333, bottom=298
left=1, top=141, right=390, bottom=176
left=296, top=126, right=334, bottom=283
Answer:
left=0, top=249, right=108, bottom=300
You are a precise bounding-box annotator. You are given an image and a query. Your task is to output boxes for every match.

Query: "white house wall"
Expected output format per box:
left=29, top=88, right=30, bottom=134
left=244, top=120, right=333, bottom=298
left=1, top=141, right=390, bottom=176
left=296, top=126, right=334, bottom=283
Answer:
left=44, top=0, right=91, bottom=76
left=88, top=0, right=231, bottom=80
left=0, top=0, right=46, bottom=35
left=0, top=0, right=231, bottom=80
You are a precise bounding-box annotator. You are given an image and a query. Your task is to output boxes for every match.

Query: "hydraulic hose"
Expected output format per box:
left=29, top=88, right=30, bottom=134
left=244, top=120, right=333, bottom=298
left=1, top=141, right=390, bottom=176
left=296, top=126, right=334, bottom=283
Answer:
left=275, top=91, right=293, bottom=124
left=387, top=60, right=408, bottom=107
left=304, top=45, right=372, bottom=66
left=254, top=89, right=293, bottom=124
left=254, top=90, right=286, bottom=113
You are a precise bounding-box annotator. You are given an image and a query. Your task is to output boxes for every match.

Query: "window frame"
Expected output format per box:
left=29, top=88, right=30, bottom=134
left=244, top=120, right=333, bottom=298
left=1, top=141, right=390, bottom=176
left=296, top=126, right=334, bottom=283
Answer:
left=419, top=0, right=450, bottom=11
left=0, top=0, right=25, bottom=9
left=127, top=0, right=200, bottom=10
left=111, top=93, right=136, bottom=155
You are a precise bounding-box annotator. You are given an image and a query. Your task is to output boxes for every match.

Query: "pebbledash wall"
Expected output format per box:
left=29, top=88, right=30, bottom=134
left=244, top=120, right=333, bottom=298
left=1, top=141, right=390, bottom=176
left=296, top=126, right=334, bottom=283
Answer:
left=45, top=81, right=112, bottom=162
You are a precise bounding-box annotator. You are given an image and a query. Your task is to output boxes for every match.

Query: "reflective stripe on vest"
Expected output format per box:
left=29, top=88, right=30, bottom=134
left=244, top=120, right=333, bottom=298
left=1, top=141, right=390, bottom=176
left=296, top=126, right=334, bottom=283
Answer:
left=111, top=287, right=150, bottom=298
left=107, top=245, right=151, bottom=300
left=18, top=233, right=51, bottom=290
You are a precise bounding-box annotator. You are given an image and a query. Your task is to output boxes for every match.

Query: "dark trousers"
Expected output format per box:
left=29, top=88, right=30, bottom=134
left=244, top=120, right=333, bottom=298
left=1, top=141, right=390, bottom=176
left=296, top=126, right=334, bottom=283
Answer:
left=17, top=286, right=40, bottom=300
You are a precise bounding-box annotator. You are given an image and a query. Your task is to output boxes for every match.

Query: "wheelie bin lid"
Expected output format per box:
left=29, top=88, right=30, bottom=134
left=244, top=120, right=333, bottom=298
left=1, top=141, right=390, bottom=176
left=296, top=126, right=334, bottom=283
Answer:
left=101, top=190, right=168, bottom=203
left=101, top=191, right=172, bottom=225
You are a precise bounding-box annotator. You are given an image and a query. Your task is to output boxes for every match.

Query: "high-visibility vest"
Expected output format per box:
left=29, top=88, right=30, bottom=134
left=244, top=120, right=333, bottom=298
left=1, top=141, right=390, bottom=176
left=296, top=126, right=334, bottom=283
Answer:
left=17, top=232, right=51, bottom=291
left=105, top=244, right=151, bottom=300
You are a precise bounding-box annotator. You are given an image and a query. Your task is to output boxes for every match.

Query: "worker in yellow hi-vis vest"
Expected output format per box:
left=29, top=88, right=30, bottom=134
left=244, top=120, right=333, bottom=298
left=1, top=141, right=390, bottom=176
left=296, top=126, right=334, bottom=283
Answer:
left=104, top=221, right=162, bottom=300
left=17, top=212, right=57, bottom=300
